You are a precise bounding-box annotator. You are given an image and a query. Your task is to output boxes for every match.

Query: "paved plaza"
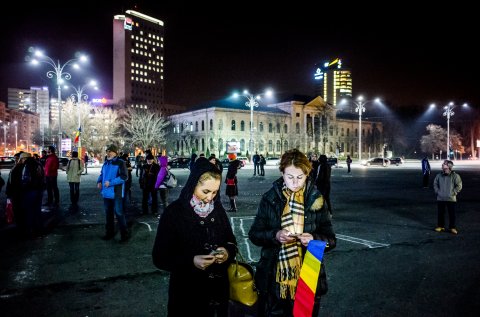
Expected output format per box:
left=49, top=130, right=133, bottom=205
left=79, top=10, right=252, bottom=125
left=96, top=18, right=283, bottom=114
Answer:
left=1, top=160, right=479, bottom=316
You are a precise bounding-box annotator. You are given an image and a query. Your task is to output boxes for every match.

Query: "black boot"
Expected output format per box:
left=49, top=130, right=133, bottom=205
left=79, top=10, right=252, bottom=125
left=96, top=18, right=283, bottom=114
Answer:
left=229, top=199, right=237, bottom=212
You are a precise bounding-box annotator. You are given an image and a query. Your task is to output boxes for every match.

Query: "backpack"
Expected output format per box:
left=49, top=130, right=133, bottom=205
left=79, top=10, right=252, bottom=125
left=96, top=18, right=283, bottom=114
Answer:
left=163, top=170, right=177, bottom=188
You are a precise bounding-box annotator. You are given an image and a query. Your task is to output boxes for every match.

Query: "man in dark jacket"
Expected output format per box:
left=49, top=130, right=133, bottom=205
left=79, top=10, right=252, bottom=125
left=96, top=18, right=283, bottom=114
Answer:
left=140, top=153, right=160, bottom=215
left=316, top=155, right=333, bottom=217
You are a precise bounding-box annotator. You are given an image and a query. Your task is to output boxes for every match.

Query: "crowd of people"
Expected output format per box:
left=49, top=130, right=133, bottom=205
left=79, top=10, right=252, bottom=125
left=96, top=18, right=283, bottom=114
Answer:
left=0, top=145, right=464, bottom=316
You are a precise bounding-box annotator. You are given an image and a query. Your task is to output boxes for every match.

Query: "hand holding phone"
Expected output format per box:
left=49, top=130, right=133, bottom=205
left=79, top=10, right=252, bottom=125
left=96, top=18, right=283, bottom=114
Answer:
left=210, top=249, right=224, bottom=255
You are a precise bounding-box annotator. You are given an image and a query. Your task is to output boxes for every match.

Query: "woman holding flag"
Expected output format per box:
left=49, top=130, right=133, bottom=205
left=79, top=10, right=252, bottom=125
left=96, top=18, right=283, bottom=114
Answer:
left=249, top=149, right=336, bottom=317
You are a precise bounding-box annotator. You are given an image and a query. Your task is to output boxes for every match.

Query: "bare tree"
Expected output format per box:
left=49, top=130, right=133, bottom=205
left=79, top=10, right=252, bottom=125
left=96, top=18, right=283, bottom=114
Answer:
left=420, top=124, right=446, bottom=156
left=122, top=108, right=170, bottom=152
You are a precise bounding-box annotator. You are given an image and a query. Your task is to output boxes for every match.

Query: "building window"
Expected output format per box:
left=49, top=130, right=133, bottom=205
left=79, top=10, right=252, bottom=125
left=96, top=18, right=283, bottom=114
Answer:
left=341, top=128, right=344, bottom=136
left=201, top=138, right=205, bottom=151
left=218, top=119, right=223, bottom=131
left=240, top=139, right=245, bottom=152
left=210, top=138, right=214, bottom=150
left=355, top=128, right=358, bottom=137
left=347, top=128, right=350, bottom=137
left=259, top=140, right=264, bottom=152
left=195, top=121, right=199, bottom=132
left=218, top=138, right=224, bottom=152
left=259, top=122, right=264, bottom=132
left=201, top=120, right=205, bottom=131
left=284, top=124, right=288, bottom=134
left=268, top=140, right=273, bottom=152
left=231, top=120, right=236, bottom=131
left=296, top=113, right=300, bottom=117
left=276, top=140, right=281, bottom=152
left=330, top=126, right=334, bottom=136
left=296, top=123, right=300, bottom=134
left=269, top=123, right=273, bottom=133
left=283, top=140, right=288, bottom=151
left=240, top=120, right=245, bottom=131
left=210, top=119, right=213, bottom=130
left=276, top=123, right=280, bottom=133
left=195, top=139, right=199, bottom=151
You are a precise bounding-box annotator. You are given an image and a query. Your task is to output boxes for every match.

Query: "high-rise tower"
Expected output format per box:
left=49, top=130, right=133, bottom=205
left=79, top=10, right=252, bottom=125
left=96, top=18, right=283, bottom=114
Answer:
left=113, top=10, right=165, bottom=111
left=313, top=58, right=352, bottom=106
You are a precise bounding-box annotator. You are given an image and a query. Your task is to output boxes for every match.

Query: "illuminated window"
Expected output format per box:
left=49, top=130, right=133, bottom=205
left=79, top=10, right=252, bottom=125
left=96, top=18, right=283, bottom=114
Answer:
left=231, top=120, right=236, bottom=131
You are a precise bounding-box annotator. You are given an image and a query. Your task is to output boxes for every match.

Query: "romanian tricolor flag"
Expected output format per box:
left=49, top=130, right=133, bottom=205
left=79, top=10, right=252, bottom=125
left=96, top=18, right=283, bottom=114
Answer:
left=74, top=126, right=81, bottom=143
left=293, top=240, right=327, bottom=317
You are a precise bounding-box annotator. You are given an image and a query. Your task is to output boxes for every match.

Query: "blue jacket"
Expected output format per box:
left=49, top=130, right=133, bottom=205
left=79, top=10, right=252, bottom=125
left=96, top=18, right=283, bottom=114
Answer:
left=97, top=157, right=128, bottom=199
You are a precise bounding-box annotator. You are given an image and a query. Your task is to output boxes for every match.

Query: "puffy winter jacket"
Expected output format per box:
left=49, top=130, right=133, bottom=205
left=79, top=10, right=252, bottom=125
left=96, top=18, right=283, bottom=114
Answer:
left=97, top=157, right=127, bottom=199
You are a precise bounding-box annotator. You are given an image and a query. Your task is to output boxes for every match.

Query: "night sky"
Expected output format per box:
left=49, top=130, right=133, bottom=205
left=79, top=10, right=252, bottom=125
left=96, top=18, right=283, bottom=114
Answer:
left=1, top=1, right=478, bottom=113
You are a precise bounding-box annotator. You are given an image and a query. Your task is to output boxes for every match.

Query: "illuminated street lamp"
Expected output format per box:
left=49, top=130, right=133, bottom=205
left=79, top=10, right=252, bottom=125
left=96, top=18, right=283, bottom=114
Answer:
left=0, top=121, right=8, bottom=156
left=341, top=96, right=381, bottom=161
left=431, top=101, right=468, bottom=159
left=13, top=121, right=18, bottom=152
left=232, top=89, right=273, bottom=153
left=30, top=48, right=88, bottom=155
left=65, top=80, right=98, bottom=156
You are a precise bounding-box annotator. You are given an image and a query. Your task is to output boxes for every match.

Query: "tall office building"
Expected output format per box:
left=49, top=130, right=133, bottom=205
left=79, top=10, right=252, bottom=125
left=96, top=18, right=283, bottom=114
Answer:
left=7, top=86, right=50, bottom=135
left=313, top=58, right=352, bottom=107
left=113, top=10, right=165, bottom=111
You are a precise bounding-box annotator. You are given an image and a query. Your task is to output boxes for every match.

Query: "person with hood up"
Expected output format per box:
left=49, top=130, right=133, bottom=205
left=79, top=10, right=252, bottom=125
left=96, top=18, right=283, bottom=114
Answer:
left=152, top=157, right=237, bottom=317
left=154, top=155, right=170, bottom=216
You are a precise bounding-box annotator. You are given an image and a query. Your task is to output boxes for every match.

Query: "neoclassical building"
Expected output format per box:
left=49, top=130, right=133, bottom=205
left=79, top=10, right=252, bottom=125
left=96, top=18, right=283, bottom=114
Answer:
left=167, top=96, right=384, bottom=159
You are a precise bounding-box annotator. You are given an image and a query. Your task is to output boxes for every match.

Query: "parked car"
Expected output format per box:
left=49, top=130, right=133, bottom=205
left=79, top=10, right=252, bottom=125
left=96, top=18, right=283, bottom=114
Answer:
left=327, top=157, right=338, bottom=166
left=265, top=157, right=280, bottom=166
left=389, top=157, right=404, bottom=166
left=168, top=157, right=191, bottom=169
left=0, top=156, right=15, bottom=169
left=59, top=157, right=69, bottom=170
left=221, top=158, right=244, bottom=169
left=362, top=157, right=390, bottom=166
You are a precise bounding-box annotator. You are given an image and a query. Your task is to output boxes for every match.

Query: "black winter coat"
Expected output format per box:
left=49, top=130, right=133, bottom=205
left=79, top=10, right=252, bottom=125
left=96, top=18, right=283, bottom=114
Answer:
left=248, top=177, right=336, bottom=299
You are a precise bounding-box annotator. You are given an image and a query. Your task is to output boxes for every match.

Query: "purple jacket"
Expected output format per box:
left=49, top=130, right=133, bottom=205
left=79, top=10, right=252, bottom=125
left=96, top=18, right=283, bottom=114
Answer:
left=155, top=156, right=169, bottom=189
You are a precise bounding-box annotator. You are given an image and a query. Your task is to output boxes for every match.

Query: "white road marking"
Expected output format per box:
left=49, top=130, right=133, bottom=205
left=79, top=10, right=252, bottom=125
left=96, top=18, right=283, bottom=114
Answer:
left=336, top=234, right=390, bottom=248
left=138, top=222, right=152, bottom=232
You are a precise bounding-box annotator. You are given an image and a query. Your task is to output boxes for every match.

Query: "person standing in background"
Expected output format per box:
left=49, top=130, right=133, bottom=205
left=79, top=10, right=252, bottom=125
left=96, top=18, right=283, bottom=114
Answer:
left=316, top=155, right=333, bottom=217
left=433, top=160, right=462, bottom=235
left=225, top=153, right=242, bottom=212
left=259, top=154, right=266, bottom=176
left=140, top=153, right=160, bottom=215
left=83, top=152, right=89, bottom=175
left=97, top=144, right=129, bottom=242
left=346, top=155, right=352, bottom=173
left=66, top=151, right=84, bottom=208
left=44, top=146, right=60, bottom=208
left=253, top=151, right=260, bottom=176
left=155, top=155, right=170, bottom=216
left=422, top=156, right=431, bottom=188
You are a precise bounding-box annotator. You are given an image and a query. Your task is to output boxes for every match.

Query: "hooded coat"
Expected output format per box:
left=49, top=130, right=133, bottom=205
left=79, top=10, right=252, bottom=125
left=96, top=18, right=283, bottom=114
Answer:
left=152, top=157, right=237, bottom=316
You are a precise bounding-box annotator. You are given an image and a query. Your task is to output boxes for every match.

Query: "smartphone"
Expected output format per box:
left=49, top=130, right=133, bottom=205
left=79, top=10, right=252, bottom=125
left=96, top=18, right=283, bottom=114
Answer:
left=210, top=249, right=223, bottom=255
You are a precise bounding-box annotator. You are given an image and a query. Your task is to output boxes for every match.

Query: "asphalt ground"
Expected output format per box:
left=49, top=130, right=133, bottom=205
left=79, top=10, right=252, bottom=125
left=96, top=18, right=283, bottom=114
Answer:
left=0, top=160, right=479, bottom=316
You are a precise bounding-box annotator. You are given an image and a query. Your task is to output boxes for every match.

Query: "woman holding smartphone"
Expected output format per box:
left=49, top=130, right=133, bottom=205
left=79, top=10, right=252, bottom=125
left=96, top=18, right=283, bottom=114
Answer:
left=152, top=157, right=237, bottom=317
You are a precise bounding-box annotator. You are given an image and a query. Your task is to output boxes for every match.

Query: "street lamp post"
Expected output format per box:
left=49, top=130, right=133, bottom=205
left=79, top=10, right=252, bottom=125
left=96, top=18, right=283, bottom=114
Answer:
left=13, top=121, right=18, bottom=153
left=434, top=102, right=468, bottom=159
left=233, top=89, right=273, bottom=154
left=341, top=96, right=381, bottom=162
left=30, top=49, right=87, bottom=155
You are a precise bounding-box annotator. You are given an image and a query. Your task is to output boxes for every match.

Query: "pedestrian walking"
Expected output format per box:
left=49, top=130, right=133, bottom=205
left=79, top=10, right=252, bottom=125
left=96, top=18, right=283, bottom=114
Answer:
left=154, top=155, right=170, bottom=216
left=152, top=157, right=237, bottom=317
left=253, top=151, right=260, bottom=176
left=248, top=149, right=336, bottom=317
left=422, top=156, right=431, bottom=188
left=225, top=153, right=242, bottom=212
left=97, top=144, right=130, bottom=242
left=433, top=160, right=462, bottom=235
left=346, top=155, right=352, bottom=173
left=44, top=146, right=60, bottom=207
left=66, top=151, right=84, bottom=207
left=259, top=154, right=266, bottom=176
left=83, top=152, right=89, bottom=175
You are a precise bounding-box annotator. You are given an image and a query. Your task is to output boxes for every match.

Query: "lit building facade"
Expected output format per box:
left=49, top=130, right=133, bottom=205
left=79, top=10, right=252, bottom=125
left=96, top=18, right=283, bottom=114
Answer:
left=167, top=96, right=383, bottom=159
left=313, top=58, right=352, bottom=107
left=113, top=10, right=165, bottom=112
